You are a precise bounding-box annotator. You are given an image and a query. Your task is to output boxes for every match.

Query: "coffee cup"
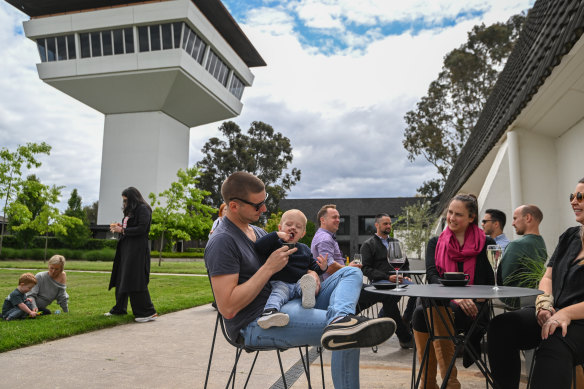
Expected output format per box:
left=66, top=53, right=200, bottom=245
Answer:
left=443, top=272, right=470, bottom=281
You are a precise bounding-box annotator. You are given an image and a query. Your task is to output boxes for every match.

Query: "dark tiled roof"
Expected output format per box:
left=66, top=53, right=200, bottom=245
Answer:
left=279, top=197, right=423, bottom=223
left=5, top=0, right=266, bottom=67
left=438, top=0, right=584, bottom=213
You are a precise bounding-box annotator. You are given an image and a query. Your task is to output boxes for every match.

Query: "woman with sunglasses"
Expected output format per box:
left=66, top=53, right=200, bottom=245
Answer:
left=105, top=187, right=157, bottom=322
left=487, top=178, right=584, bottom=389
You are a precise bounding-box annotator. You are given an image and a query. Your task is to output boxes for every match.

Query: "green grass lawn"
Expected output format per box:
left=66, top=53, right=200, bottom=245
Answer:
left=0, top=268, right=213, bottom=352
left=0, top=260, right=208, bottom=274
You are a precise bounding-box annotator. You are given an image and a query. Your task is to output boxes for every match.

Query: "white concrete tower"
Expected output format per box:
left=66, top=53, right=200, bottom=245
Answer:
left=7, top=0, right=265, bottom=224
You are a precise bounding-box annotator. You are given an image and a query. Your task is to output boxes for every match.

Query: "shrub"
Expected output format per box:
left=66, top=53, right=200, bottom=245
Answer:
left=150, top=251, right=204, bottom=258
left=82, top=249, right=116, bottom=261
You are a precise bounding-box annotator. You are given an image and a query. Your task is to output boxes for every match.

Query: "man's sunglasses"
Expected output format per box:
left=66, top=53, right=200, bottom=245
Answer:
left=230, top=193, right=269, bottom=211
left=570, top=192, right=584, bottom=202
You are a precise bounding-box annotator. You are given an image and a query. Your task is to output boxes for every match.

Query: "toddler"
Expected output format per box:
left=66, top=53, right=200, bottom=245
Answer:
left=2, top=273, right=38, bottom=321
left=255, top=209, right=327, bottom=329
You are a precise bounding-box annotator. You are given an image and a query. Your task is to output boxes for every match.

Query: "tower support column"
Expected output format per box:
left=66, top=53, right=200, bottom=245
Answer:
left=97, top=111, right=189, bottom=224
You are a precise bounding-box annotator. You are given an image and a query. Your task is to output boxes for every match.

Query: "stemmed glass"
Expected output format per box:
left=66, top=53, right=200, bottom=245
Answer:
left=387, top=240, right=406, bottom=292
left=487, top=244, right=503, bottom=290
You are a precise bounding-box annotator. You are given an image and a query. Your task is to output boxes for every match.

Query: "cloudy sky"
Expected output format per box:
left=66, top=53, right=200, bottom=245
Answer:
left=0, top=0, right=534, bottom=209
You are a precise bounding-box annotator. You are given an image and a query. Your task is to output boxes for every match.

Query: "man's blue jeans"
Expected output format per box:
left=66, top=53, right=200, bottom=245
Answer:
left=241, top=266, right=363, bottom=389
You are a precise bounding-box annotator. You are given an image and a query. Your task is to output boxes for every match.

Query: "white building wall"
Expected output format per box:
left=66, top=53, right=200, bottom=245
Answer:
left=556, top=117, right=584, bottom=229
left=97, top=112, right=189, bottom=224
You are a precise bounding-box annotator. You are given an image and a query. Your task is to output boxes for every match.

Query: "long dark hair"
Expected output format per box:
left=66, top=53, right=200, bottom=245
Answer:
left=121, top=187, right=151, bottom=217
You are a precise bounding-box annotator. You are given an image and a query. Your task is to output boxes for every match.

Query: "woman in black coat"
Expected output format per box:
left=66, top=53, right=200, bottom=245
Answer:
left=106, top=187, right=157, bottom=322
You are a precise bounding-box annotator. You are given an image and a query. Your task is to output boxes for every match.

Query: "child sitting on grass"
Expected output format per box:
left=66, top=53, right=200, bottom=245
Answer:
left=254, top=209, right=328, bottom=329
left=2, top=273, right=38, bottom=321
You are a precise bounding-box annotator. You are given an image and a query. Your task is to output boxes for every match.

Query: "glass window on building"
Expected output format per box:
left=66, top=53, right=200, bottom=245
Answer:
left=102, top=30, right=113, bottom=56
left=124, top=28, right=134, bottom=53
left=337, top=216, right=350, bottom=235
left=46, top=37, right=56, bottom=61
left=138, top=26, right=149, bottom=52
left=37, top=38, right=47, bottom=62
left=113, top=29, right=124, bottom=55
left=172, top=22, right=182, bottom=49
left=229, top=74, right=245, bottom=99
left=80, top=33, right=90, bottom=58
left=150, top=25, right=161, bottom=51
left=56, top=35, right=67, bottom=61
left=67, top=35, right=76, bottom=59
left=161, top=23, right=172, bottom=50
left=90, top=32, right=102, bottom=57
left=358, top=216, right=376, bottom=235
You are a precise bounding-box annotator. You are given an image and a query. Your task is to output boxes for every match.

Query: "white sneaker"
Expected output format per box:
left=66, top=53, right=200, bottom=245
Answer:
left=104, top=312, right=113, bottom=317
left=300, top=274, right=317, bottom=308
left=257, top=309, right=289, bottom=329
left=135, top=313, right=158, bottom=323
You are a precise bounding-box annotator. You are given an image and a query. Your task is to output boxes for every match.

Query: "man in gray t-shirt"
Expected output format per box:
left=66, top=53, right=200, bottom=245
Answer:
left=204, top=172, right=396, bottom=388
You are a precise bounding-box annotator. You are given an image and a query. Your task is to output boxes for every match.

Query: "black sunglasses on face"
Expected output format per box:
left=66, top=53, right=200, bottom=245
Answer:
left=570, top=192, right=584, bottom=202
left=230, top=194, right=269, bottom=211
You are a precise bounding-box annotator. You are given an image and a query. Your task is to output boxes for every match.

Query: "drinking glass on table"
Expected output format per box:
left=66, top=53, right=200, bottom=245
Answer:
left=353, top=254, right=362, bottom=265
left=387, top=241, right=406, bottom=292
left=487, top=244, right=503, bottom=290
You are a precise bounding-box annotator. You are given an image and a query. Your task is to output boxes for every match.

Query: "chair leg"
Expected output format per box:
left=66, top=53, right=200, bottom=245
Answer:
left=315, top=347, right=325, bottom=389
left=277, top=350, right=288, bottom=388
left=243, top=350, right=260, bottom=389
left=227, top=347, right=244, bottom=389
left=297, top=346, right=312, bottom=389
left=205, top=313, right=220, bottom=389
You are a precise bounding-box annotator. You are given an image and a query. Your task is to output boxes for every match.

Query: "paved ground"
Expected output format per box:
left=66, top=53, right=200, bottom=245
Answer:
left=0, top=302, right=531, bottom=388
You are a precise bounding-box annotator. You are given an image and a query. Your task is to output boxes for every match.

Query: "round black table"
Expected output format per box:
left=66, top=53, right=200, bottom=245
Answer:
left=365, top=284, right=542, bottom=389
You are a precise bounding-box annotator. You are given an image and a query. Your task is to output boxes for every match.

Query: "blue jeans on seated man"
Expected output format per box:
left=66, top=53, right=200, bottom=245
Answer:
left=241, top=266, right=363, bottom=389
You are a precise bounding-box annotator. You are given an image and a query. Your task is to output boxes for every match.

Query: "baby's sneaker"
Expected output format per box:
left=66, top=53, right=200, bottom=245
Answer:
left=300, top=274, right=317, bottom=308
left=257, top=308, right=289, bottom=329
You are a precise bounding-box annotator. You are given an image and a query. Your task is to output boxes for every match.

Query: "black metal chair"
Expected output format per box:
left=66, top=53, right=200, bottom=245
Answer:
left=204, top=309, right=325, bottom=389
left=526, top=348, right=583, bottom=389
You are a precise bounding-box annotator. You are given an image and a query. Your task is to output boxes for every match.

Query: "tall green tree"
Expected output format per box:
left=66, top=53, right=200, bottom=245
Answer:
left=149, top=167, right=215, bottom=265
left=57, top=189, right=92, bottom=248
left=9, top=181, right=82, bottom=260
left=395, top=201, right=434, bottom=260
left=83, top=201, right=98, bottom=225
left=8, top=175, right=46, bottom=248
left=197, top=121, right=301, bottom=216
left=0, top=142, right=51, bottom=254
left=403, top=14, right=525, bottom=197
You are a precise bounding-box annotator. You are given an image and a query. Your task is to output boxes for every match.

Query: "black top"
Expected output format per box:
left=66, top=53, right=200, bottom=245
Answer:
left=549, top=226, right=584, bottom=309
left=425, top=235, right=495, bottom=286
left=255, top=232, right=325, bottom=284
left=361, top=235, right=410, bottom=282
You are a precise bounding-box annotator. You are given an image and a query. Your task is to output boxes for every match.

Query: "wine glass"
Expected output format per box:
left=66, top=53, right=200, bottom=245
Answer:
left=387, top=240, right=406, bottom=292
left=487, top=244, right=503, bottom=290
left=353, top=254, right=362, bottom=265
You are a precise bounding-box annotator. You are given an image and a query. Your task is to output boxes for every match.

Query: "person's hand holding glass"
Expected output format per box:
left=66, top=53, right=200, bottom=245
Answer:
left=387, top=240, right=406, bottom=292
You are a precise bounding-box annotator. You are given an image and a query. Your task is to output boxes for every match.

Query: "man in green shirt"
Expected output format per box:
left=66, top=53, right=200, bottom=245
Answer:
left=499, top=205, right=547, bottom=308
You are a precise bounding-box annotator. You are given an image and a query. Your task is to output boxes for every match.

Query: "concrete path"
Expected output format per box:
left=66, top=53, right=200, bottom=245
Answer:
left=0, top=302, right=531, bottom=388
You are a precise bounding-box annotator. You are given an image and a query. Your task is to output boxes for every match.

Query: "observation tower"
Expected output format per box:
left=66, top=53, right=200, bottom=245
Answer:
left=6, top=0, right=265, bottom=224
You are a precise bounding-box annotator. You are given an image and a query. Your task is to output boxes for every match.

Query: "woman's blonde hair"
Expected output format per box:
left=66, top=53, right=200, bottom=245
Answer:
left=48, top=255, right=66, bottom=268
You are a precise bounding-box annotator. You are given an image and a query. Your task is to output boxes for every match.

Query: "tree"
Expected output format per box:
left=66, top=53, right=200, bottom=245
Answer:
left=149, top=167, right=215, bottom=265
left=9, top=181, right=82, bottom=260
left=83, top=201, right=98, bottom=225
left=395, top=200, right=434, bottom=260
left=57, top=189, right=92, bottom=248
left=0, top=142, right=51, bottom=254
left=197, top=121, right=301, bottom=216
left=403, top=14, right=525, bottom=197
left=8, top=175, right=46, bottom=248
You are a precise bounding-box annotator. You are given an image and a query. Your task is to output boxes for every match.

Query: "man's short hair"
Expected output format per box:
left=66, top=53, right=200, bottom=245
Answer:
left=375, top=213, right=390, bottom=224
left=19, top=273, right=37, bottom=286
left=521, top=204, right=543, bottom=223
left=221, top=172, right=265, bottom=204
left=485, top=209, right=506, bottom=229
left=317, top=204, right=336, bottom=223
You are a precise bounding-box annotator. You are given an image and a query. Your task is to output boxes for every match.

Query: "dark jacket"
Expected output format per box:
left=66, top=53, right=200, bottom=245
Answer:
left=109, top=203, right=152, bottom=292
left=255, top=232, right=325, bottom=284
left=425, top=235, right=495, bottom=285
left=361, top=235, right=410, bottom=282
left=549, top=226, right=584, bottom=309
